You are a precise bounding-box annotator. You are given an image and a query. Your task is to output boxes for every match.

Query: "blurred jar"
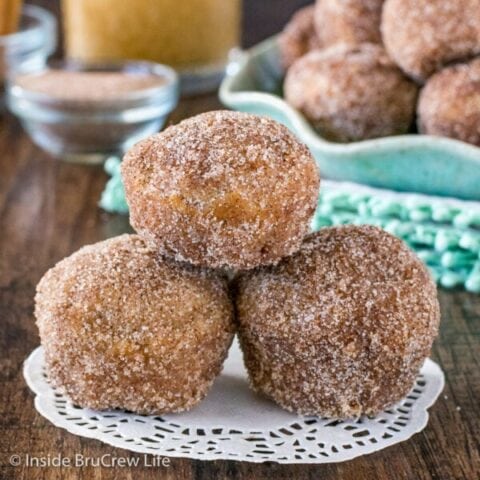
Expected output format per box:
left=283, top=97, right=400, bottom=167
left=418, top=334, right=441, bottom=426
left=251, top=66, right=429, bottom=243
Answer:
left=62, top=0, right=242, bottom=94
left=0, top=5, right=56, bottom=110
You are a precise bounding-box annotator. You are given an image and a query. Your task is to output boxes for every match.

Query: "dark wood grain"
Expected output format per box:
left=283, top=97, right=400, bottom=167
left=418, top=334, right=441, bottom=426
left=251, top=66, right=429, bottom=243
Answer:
left=1, top=1, right=480, bottom=479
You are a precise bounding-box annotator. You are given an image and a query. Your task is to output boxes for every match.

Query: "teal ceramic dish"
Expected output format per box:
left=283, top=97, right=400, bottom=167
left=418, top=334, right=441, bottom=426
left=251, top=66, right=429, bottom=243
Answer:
left=219, top=36, right=480, bottom=201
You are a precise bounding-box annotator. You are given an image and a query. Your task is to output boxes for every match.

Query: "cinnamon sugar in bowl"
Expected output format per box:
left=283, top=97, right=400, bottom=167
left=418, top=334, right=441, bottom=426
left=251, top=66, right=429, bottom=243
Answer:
left=7, top=60, right=178, bottom=164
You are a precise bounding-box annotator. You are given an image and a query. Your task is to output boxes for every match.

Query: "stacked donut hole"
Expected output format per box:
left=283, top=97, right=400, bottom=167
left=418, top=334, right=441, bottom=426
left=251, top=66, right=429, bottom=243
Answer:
left=280, top=0, right=480, bottom=146
left=35, top=110, right=439, bottom=419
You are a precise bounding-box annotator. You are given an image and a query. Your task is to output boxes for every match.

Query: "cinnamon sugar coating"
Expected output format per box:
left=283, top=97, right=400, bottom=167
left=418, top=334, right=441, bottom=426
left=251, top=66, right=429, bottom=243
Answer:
left=15, top=70, right=166, bottom=101
left=284, top=44, right=418, bottom=142
left=418, top=59, right=480, bottom=146
left=235, top=226, right=440, bottom=418
left=278, top=5, right=322, bottom=70
left=35, top=234, right=235, bottom=414
left=382, top=0, right=480, bottom=82
left=122, top=111, right=320, bottom=270
left=314, top=0, right=384, bottom=48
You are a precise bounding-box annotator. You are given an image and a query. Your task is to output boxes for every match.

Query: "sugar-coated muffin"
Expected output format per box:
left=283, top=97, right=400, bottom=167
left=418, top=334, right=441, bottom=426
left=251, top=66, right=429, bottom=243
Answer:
left=382, top=0, right=480, bottom=82
left=284, top=43, right=418, bottom=142
left=235, top=225, right=440, bottom=418
left=122, top=111, right=320, bottom=270
left=314, top=0, right=384, bottom=48
left=35, top=234, right=235, bottom=414
left=418, top=59, right=480, bottom=146
left=278, top=5, right=322, bottom=70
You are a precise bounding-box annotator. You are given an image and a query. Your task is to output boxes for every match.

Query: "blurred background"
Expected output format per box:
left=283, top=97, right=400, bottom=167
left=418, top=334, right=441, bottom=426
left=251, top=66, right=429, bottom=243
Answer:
left=30, top=0, right=312, bottom=52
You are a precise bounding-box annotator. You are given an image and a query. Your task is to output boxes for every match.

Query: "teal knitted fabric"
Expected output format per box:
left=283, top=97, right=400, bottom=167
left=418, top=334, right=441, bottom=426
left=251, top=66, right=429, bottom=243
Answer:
left=99, top=157, right=129, bottom=215
left=100, top=157, right=480, bottom=293
left=311, top=182, right=480, bottom=293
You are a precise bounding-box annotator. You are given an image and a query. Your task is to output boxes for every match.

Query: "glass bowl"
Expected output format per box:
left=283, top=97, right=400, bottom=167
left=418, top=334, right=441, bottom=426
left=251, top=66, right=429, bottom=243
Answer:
left=7, top=60, right=179, bottom=164
left=0, top=5, right=57, bottom=110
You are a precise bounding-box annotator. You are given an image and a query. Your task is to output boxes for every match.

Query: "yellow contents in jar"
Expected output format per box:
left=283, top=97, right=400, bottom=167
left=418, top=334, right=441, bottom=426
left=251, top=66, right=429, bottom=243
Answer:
left=0, top=0, right=22, bottom=35
left=62, top=0, right=241, bottom=70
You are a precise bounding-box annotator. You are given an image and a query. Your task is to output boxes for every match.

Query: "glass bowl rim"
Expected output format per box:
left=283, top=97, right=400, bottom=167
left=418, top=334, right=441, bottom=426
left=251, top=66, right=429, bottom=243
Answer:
left=0, top=4, right=56, bottom=49
left=8, top=59, right=180, bottom=112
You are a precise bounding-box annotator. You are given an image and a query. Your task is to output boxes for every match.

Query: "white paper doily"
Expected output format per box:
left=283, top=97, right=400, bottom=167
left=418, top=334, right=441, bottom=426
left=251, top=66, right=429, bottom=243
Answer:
left=23, top=341, right=444, bottom=464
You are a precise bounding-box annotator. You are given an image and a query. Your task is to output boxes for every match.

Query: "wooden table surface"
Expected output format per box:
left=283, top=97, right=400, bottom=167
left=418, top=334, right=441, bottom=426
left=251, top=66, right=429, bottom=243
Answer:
left=1, top=1, right=479, bottom=479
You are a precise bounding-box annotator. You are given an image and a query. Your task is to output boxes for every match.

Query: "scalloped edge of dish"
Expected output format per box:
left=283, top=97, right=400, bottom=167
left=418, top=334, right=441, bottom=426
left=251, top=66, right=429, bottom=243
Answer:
left=220, top=36, right=480, bottom=161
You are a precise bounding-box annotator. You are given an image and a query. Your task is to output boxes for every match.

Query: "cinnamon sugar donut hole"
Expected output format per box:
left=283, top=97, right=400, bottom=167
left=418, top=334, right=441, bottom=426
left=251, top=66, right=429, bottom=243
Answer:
left=122, top=111, right=320, bottom=270
left=418, top=59, right=480, bottom=146
left=35, top=234, right=234, bottom=414
left=278, top=5, right=322, bottom=70
left=284, top=43, right=418, bottom=142
left=382, top=0, right=480, bottom=82
left=235, top=226, right=440, bottom=418
left=314, top=0, right=384, bottom=48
